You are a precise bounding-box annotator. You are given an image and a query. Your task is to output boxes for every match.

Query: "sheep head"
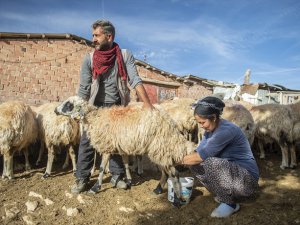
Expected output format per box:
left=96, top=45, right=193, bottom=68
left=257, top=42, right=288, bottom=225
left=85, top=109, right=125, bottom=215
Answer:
left=55, top=96, right=92, bottom=120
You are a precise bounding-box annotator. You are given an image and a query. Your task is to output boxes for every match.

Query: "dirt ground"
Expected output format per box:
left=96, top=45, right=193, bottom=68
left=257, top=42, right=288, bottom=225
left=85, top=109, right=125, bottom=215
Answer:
left=1, top=151, right=300, bottom=225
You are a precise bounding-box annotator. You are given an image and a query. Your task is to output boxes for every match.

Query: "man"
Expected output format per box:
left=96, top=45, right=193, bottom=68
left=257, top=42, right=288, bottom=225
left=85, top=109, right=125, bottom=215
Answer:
left=72, top=20, right=153, bottom=193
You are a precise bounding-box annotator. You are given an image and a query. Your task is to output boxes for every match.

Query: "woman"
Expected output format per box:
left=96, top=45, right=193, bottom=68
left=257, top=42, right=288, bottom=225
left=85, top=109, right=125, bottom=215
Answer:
left=181, top=96, right=259, bottom=218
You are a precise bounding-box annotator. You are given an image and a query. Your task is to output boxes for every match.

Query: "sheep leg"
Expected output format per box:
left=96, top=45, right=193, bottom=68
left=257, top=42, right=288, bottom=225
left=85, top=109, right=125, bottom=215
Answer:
left=258, top=140, right=265, bottom=159
left=89, top=153, right=110, bottom=194
left=68, top=145, right=77, bottom=173
left=136, top=155, right=143, bottom=176
left=36, top=142, right=45, bottom=166
left=42, top=146, right=55, bottom=179
left=4, top=154, right=14, bottom=180
left=279, top=143, right=289, bottom=169
left=2, top=156, right=7, bottom=179
left=24, top=147, right=31, bottom=171
left=122, top=155, right=132, bottom=188
left=290, top=144, right=297, bottom=168
left=153, top=167, right=168, bottom=194
left=62, top=147, right=70, bottom=169
left=166, top=166, right=181, bottom=208
left=90, top=150, right=97, bottom=175
left=188, top=132, right=192, bottom=142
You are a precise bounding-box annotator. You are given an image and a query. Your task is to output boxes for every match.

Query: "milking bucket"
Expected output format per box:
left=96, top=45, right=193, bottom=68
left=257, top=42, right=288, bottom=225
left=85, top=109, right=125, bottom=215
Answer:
left=167, top=177, right=194, bottom=205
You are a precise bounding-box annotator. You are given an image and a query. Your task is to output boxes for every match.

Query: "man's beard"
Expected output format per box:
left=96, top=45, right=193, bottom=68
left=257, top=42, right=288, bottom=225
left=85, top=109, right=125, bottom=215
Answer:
left=95, top=41, right=111, bottom=51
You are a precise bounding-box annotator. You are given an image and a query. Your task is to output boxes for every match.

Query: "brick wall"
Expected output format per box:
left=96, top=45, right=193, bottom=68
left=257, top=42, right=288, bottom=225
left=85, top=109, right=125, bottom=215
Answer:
left=136, top=66, right=179, bottom=103
left=0, top=39, right=92, bottom=105
left=178, top=84, right=212, bottom=99
left=137, top=65, right=212, bottom=102
left=0, top=38, right=212, bottom=105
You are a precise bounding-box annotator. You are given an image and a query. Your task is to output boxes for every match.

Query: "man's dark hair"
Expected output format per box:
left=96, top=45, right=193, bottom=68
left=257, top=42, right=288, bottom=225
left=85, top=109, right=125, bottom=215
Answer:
left=92, top=20, right=115, bottom=39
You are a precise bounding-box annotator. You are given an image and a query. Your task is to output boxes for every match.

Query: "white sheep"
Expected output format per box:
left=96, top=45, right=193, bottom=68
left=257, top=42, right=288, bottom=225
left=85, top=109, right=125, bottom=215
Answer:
left=250, top=103, right=296, bottom=169
left=0, top=101, right=38, bottom=179
left=158, top=98, right=198, bottom=142
left=55, top=96, right=195, bottom=205
left=127, top=98, right=198, bottom=175
left=34, top=102, right=80, bottom=178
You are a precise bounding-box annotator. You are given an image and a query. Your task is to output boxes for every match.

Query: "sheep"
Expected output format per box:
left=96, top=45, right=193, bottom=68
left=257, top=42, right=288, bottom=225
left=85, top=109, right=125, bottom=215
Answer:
left=126, top=98, right=198, bottom=175
left=158, top=98, right=198, bottom=142
left=0, top=101, right=38, bottom=179
left=288, top=101, right=300, bottom=166
left=55, top=96, right=195, bottom=205
left=291, top=121, right=300, bottom=166
left=33, top=102, right=80, bottom=179
left=223, top=100, right=256, bottom=146
left=250, top=103, right=296, bottom=169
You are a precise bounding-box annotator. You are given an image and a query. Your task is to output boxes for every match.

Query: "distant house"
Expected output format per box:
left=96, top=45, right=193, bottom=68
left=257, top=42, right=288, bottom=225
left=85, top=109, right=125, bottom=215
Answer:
left=240, top=83, right=300, bottom=105
left=134, top=62, right=212, bottom=103
left=0, top=32, right=212, bottom=105
left=211, top=81, right=300, bottom=105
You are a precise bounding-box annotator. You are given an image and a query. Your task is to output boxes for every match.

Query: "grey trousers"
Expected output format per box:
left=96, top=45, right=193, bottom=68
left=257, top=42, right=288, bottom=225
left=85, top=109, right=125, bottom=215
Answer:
left=75, top=131, right=125, bottom=179
left=190, top=157, right=259, bottom=204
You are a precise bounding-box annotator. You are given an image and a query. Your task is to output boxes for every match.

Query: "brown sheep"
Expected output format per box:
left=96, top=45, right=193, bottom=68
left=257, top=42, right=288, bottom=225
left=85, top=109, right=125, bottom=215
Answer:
left=223, top=100, right=256, bottom=145
left=250, top=104, right=296, bottom=169
left=289, top=101, right=300, bottom=166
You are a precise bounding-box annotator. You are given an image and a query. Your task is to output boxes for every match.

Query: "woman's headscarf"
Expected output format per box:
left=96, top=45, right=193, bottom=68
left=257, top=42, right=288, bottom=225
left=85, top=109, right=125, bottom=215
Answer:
left=193, top=96, right=225, bottom=117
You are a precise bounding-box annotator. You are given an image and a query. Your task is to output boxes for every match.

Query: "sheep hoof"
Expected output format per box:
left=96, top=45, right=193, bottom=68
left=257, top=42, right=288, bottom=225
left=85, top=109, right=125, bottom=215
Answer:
left=42, top=173, right=50, bottom=179
left=135, top=168, right=143, bottom=177
left=289, top=164, right=297, bottom=169
left=172, top=201, right=181, bottom=208
left=62, top=164, right=68, bottom=170
left=2, top=175, right=13, bottom=180
left=35, top=161, right=41, bottom=167
left=153, top=184, right=163, bottom=195
left=89, top=181, right=101, bottom=194
left=172, top=194, right=181, bottom=208
left=136, top=172, right=143, bottom=177
left=126, top=180, right=132, bottom=189
left=25, top=165, right=31, bottom=171
left=280, top=165, right=288, bottom=170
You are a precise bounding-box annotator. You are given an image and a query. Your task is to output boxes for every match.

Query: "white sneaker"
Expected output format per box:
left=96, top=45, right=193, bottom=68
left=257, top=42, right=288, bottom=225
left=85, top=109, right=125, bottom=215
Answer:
left=210, top=203, right=240, bottom=218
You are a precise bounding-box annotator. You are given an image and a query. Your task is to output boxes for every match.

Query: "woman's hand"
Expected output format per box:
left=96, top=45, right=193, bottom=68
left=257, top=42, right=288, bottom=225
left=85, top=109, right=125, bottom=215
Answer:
left=181, top=152, right=203, bottom=165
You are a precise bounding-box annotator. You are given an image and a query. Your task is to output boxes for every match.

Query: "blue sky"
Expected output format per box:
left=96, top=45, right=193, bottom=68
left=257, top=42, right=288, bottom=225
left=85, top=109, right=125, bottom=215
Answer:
left=1, top=0, right=300, bottom=90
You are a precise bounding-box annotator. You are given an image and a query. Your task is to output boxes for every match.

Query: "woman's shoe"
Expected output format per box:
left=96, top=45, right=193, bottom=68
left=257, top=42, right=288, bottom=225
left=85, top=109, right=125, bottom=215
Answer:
left=210, top=203, right=240, bottom=218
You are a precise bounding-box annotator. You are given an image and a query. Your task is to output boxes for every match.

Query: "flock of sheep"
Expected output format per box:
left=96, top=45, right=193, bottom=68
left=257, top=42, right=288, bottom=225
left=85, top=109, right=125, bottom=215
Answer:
left=0, top=95, right=299, bottom=203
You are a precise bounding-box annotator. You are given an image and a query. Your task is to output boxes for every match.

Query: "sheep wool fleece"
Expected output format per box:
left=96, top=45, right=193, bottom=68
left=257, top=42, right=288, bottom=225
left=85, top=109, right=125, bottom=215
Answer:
left=75, top=49, right=142, bottom=180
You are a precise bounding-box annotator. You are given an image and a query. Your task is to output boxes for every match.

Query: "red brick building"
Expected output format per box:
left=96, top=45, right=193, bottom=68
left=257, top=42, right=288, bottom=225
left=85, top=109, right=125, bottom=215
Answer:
left=0, top=32, right=212, bottom=105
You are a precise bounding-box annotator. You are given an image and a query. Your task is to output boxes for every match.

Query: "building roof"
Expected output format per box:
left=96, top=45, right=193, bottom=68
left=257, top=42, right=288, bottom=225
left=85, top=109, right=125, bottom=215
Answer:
left=240, top=83, right=300, bottom=95
left=0, top=32, right=93, bottom=46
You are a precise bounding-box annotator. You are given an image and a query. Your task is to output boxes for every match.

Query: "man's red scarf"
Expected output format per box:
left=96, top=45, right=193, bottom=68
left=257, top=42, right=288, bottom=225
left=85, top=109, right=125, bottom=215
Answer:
left=92, top=42, right=127, bottom=81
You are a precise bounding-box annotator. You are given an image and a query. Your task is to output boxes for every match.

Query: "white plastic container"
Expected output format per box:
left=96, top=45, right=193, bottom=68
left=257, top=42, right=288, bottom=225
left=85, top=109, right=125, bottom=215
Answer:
left=167, top=177, right=194, bottom=205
